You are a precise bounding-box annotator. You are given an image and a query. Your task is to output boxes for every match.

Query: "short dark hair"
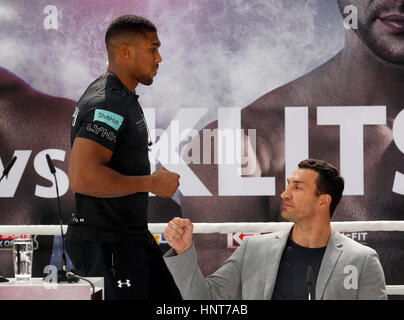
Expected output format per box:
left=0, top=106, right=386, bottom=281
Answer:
left=105, top=14, right=157, bottom=51
left=298, top=159, right=344, bottom=218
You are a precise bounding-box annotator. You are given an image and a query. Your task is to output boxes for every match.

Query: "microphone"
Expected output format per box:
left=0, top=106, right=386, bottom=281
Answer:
left=306, top=266, right=313, bottom=300
left=46, top=154, right=56, bottom=174
left=44, top=154, right=79, bottom=283
left=0, top=156, right=17, bottom=183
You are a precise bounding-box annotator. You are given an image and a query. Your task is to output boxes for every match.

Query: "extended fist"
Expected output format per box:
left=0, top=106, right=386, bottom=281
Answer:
left=164, top=218, right=194, bottom=255
left=151, top=167, right=180, bottom=198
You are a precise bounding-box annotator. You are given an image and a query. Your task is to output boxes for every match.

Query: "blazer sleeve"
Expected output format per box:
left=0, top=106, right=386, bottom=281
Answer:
left=357, top=249, right=387, bottom=300
left=163, top=240, right=248, bottom=300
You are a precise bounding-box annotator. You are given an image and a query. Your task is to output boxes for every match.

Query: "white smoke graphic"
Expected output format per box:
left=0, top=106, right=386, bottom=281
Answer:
left=140, top=0, right=345, bottom=130
left=0, top=0, right=344, bottom=130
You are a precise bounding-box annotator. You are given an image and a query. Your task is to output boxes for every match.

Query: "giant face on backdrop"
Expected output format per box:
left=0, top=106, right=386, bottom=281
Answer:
left=337, top=0, right=404, bottom=64
left=180, top=0, right=404, bottom=291
left=0, top=0, right=403, bottom=296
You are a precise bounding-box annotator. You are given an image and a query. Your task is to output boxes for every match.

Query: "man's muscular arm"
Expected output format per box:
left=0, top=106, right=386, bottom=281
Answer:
left=69, top=137, right=179, bottom=198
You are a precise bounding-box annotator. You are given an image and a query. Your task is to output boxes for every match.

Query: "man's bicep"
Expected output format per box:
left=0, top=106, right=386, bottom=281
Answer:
left=69, top=137, right=113, bottom=186
left=73, top=107, right=121, bottom=153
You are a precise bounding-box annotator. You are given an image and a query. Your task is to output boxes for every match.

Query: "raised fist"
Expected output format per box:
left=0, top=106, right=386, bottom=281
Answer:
left=151, top=167, right=180, bottom=198
left=164, top=217, right=194, bottom=255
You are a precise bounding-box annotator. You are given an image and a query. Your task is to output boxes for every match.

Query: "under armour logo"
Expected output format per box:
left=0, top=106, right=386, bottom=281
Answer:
left=117, top=280, right=131, bottom=288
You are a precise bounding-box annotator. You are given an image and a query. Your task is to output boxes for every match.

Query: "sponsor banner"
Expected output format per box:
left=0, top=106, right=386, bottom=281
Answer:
left=0, top=235, right=38, bottom=250
left=227, top=233, right=261, bottom=249
left=152, top=233, right=168, bottom=245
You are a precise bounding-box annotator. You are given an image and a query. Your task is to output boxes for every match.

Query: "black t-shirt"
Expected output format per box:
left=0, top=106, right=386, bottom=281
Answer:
left=271, top=236, right=327, bottom=300
left=68, top=74, right=151, bottom=242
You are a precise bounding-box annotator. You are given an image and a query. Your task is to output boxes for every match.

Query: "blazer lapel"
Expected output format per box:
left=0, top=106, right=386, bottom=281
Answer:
left=263, top=225, right=293, bottom=299
left=315, top=229, right=343, bottom=300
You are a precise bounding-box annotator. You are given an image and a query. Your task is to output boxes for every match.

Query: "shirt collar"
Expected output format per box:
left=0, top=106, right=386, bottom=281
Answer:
left=104, top=71, right=139, bottom=99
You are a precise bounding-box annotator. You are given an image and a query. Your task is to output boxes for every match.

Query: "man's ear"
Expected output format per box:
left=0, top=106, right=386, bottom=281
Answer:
left=118, top=44, right=132, bottom=60
left=319, top=194, right=332, bottom=210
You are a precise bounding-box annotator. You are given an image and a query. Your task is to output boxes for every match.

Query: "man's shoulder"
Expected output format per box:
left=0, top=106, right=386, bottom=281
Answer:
left=78, top=77, right=128, bottom=115
left=0, top=67, right=75, bottom=117
left=197, top=55, right=340, bottom=132
left=244, top=228, right=291, bottom=246
left=334, top=230, right=377, bottom=256
left=0, top=67, right=27, bottom=90
left=241, top=55, right=340, bottom=122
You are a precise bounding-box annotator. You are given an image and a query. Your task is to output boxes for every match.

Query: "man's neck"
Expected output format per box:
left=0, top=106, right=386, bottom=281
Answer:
left=107, top=64, right=138, bottom=93
left=332, top=30, right=404, bottom=106
left=291, top=221, right=332, bottom=249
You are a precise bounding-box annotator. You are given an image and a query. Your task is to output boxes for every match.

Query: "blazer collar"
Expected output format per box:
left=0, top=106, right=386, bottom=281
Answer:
left=262, top=226, right=344, bottom=300
left=263, top=225, right=293, bottom=299
left=315, top=228, right=344, bottom=299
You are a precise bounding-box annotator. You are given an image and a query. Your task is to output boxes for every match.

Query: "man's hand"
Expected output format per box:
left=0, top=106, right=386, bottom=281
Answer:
left=151, top=167, right=180, bottom=198
left=164, top=218, right=193, bottom=255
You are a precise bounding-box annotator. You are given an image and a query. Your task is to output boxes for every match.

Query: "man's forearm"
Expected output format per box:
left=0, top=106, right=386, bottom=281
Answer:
left=164, top=245, right=214, bottom=300
left=70, top=162, right=154, bottom=198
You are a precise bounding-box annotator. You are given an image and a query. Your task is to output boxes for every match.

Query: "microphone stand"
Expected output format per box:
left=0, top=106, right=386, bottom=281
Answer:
left=44, top=155, right=97, bottom=299
left=44, top=154, right=79, bottom=283
left=54, top=175, right=75, bottom=282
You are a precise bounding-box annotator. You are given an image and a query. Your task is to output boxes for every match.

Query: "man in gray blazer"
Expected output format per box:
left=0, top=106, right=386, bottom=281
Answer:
left=163, top=159, right=387, bottom=300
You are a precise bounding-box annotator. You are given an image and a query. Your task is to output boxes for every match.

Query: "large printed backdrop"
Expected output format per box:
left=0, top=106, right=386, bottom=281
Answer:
left=1, top=0, right=403, bottom=296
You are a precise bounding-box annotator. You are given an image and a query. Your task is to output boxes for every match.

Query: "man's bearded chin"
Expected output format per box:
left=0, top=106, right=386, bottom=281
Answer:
left=140, top=77, right=154, bottom=86
left=354, top=2, right=404, bottom=65
left=355, top=22, right=404, bottom=66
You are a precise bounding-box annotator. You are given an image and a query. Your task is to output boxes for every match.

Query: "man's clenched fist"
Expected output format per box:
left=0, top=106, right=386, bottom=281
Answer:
left=151, top=167, right=180, bottom=198
left=164, top=217, right=194, bottom=255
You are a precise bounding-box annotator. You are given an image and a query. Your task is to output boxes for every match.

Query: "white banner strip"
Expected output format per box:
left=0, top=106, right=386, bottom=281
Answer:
left=386, top=285, right=404, bottom=295
left=0, top=220, right=404, bottom=235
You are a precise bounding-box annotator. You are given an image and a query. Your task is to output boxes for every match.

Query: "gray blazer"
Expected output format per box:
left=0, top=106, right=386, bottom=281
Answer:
left=164, top=226, right=387, bottom=300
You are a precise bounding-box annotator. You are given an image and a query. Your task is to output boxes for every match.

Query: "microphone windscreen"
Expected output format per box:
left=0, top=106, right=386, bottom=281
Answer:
left=46, top=154, right=56, bottom=174
left=3, top=156, right=17, bottom=176
left=306, top=266, right=313, bottom=285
